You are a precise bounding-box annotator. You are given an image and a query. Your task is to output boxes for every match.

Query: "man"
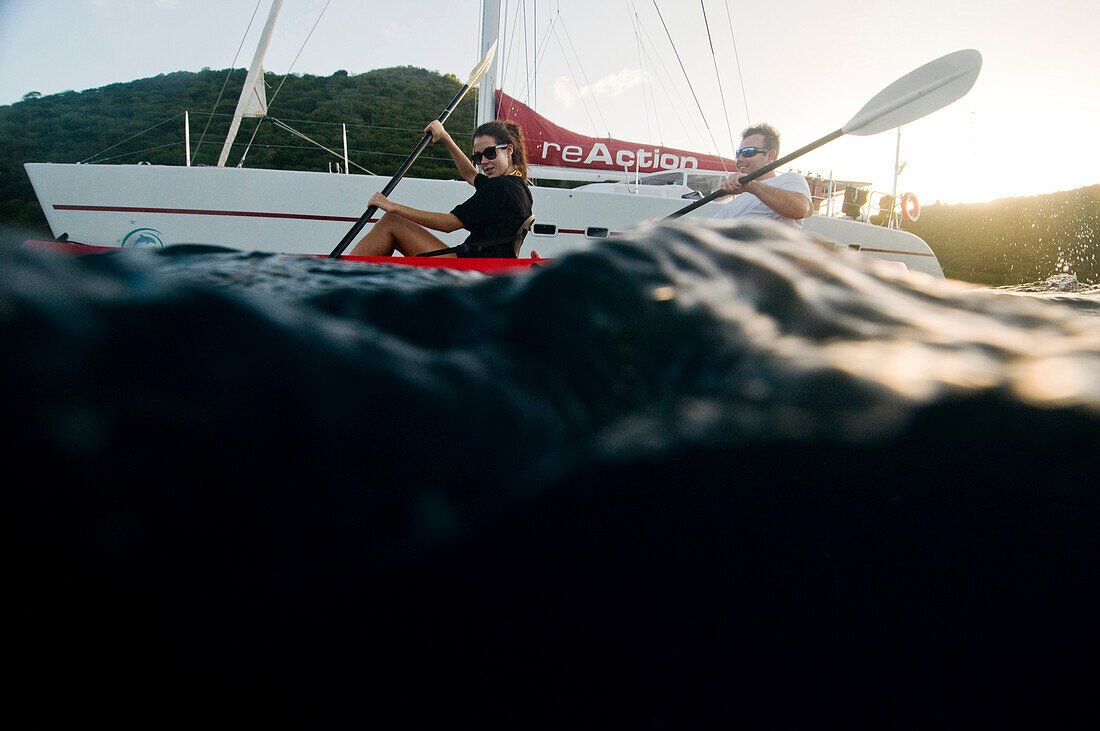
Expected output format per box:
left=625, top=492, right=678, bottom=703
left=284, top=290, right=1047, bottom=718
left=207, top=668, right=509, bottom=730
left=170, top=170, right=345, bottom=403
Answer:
left=712, top=123, right=813, bottom=228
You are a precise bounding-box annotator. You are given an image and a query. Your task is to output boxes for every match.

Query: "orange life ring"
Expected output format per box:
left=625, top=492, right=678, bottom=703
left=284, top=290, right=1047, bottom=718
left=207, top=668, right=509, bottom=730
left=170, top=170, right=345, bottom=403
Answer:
left=900, top=192, right=920, bottom=222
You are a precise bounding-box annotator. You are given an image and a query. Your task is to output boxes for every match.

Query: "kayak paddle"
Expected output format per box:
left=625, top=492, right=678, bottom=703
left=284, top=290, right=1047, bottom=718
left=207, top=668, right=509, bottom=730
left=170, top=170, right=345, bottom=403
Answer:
left=665, top=48, right=982, bottom=220
left=329, top=41, right=498, bottom=257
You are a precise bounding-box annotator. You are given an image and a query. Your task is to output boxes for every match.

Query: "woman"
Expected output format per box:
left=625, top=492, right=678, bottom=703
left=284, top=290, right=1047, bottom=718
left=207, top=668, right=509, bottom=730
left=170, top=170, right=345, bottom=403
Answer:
left=350, top=119, right=533, bottom=258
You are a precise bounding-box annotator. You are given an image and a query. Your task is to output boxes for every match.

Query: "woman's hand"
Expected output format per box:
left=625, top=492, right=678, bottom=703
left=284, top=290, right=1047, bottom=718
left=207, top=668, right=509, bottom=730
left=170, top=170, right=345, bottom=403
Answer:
left=369, top=192, right=392, bottom=212
left=424, top=120, right=451, bottom=144
left=427, top=119, right=477, bottom=184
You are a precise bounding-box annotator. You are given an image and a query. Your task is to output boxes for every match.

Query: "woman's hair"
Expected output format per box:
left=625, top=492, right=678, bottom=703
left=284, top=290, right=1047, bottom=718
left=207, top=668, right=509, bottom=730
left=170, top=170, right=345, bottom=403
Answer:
left=473, top=120, right=528, bottom=181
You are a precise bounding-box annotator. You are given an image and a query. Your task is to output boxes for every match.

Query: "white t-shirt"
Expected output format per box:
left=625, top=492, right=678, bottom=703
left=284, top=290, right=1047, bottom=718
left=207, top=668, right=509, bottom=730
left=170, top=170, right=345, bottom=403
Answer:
left=710, top=171, right=812, bottom=229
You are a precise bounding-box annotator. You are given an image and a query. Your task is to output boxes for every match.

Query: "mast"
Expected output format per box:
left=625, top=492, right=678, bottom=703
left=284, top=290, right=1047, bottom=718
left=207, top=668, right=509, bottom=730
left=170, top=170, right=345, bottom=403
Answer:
left=218, top=0, right=283, bottom=167
left=477, top=0, right=501, bottom=125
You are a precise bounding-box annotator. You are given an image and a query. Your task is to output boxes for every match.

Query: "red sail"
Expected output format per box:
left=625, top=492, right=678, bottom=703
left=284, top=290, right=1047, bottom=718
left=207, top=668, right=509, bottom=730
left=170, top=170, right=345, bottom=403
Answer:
left=495, top=90, right=737, bottom=175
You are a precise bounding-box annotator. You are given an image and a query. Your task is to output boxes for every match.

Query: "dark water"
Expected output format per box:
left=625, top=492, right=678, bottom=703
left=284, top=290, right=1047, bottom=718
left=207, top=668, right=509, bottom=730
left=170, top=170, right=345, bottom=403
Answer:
left=5, top=220, right=1098, bottom=726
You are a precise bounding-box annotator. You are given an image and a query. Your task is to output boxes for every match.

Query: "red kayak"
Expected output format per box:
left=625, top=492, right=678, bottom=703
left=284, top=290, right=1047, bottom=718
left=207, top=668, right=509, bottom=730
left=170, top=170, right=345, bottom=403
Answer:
left=23, top=239, right=548, bottom=274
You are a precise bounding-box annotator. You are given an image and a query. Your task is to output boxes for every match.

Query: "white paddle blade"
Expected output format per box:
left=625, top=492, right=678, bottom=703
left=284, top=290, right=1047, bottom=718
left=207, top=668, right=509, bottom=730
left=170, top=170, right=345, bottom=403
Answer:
left=843, top=49, right=982, bottom=136
left=466, top=40, right=498, bottom=88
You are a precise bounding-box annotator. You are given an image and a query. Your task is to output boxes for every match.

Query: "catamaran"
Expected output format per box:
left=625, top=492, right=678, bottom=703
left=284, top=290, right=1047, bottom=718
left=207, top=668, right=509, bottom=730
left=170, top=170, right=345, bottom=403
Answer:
left=24, top=0, right=971, bottom=278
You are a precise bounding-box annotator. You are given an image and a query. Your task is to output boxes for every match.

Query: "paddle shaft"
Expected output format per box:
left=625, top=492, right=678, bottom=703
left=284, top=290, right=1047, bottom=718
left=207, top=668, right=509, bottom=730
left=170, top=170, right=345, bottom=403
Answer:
left=665, top=128, right=843, bottom=219
left=328, top=84, right=473, bottom=258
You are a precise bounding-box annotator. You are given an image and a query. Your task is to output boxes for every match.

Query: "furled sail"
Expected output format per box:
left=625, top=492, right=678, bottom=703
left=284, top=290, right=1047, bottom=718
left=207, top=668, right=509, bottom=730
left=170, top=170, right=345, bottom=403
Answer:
left=496, top=90, right=738, bottom=182
left=217, top=0, right=283, bottom=167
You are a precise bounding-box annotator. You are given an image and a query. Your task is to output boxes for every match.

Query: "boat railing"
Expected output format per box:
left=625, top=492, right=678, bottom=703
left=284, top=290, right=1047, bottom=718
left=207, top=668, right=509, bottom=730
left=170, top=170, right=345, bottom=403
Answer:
left=805, top=172, right=904, bottom=228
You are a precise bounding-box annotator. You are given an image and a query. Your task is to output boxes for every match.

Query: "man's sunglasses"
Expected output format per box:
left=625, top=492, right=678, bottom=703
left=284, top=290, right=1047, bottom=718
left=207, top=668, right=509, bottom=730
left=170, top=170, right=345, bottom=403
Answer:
left=736, top=146, right=771, bottom=158
left=472, top=144, right=510, bottom=164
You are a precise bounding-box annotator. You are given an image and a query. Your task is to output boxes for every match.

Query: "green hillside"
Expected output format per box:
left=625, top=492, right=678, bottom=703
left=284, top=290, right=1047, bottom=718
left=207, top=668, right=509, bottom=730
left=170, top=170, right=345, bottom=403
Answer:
left=901, top=186, right=1099, bottom=286
left=0, top=66, right=479, bottom=231
left=2, top=68, right=1097, bottom=285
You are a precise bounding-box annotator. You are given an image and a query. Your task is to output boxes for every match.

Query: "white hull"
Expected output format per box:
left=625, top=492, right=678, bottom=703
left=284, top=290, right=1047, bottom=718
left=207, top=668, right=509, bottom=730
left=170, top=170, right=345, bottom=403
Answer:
left=24, top=162, right=944, bottom=277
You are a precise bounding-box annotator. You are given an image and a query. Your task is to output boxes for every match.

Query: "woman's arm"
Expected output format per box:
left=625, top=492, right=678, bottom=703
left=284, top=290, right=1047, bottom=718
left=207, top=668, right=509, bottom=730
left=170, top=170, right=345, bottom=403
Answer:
left=426, top=120, right=478, bottom=185
left=370, top=192, right=464, bottom=232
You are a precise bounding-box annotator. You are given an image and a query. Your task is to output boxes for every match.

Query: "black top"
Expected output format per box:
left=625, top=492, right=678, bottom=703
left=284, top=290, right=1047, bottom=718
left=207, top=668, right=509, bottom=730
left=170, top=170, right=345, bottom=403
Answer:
left=450, top=173, right=533, bottom=257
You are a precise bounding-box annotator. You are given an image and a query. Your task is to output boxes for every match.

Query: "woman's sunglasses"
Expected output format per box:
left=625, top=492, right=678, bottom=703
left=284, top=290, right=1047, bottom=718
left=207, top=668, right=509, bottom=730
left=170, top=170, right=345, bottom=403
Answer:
left=472, top=144, right=510, bottom=165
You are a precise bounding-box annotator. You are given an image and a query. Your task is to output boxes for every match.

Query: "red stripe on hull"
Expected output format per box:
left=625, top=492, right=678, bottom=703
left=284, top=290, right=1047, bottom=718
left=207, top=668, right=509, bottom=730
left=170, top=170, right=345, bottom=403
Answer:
left=50, top=205, right=607, bottom=237
left=53, top=204, right=363, bottom=223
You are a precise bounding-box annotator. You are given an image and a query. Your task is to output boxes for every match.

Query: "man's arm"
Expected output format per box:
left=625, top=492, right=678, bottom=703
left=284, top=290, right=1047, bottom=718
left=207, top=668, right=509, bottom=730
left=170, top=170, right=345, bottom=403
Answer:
left=747, top=179, right=812, bottom=220
left=721, top=174, right=813, bottom=220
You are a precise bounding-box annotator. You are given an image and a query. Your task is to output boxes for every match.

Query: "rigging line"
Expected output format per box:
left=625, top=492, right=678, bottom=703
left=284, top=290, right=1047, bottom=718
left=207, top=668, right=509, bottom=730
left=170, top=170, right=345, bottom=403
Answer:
left=492, top=0, right=503, bottom=99
left=650, top=0, right=726, bottom=161
left=237, top=117, right=265, bottom=167
left=266, top=0, right=333, bottom=110
left=192, top=0, right=265, bottom=164
left=526, top=0, right=541, bottom=108
left=498, top=0, right=525, bottom=104
left=501, top=0, right=525, bottom=102
left=723, top=0, right=751, bottom=123
left=238, top=0, right=333, bottom=165
left=629, top=1, right=651, bottom=144
left=557, top=16, right=611, bottom=137
left=529, top=0, right=557, bottom=109
left=259, top=116, right=474, bottom=134
left=89, top=140, right=193, bottom=164
left=95, top=140, right=415, bottom=165
left=504, top=0, right=555, bottom=109
left=648, top=55, right=701, bottom=150
left=550, top=24, right=602, bottom=140
left=79, top=113, right=186, bottom=164
left=268, top=118, right=376, bottom=174
left=628, top=4, right=703, bottom=143
left=625, top=0, right=660, bottom=146
left=634, top=8, right=706, bottom=148
left=522, top=0, right=530, bottom=108
left=533, top=10, right=559, bottom=81
left=700, top=0, right=733, bottom=171
left=513, top=10, right=560, bottom=103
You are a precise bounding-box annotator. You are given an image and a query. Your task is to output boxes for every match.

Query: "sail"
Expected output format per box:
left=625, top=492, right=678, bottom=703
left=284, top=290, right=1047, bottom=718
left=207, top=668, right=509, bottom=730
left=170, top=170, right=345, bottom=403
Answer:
left=217, top=0, right=282, bottom=167
left=496, top=91, right=738, bottom=181
left=239, top=70, right=269, bottom=117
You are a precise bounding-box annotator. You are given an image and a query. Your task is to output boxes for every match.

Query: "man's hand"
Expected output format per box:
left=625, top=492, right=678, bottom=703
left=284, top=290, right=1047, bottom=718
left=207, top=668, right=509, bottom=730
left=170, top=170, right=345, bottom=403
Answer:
left=721, top=173, right=748, bottom=196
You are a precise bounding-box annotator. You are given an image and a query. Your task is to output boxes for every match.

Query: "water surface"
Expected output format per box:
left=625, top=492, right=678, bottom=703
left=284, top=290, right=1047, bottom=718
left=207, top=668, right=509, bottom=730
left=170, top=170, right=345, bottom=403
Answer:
left=5, top=220, right=1097, bottom=726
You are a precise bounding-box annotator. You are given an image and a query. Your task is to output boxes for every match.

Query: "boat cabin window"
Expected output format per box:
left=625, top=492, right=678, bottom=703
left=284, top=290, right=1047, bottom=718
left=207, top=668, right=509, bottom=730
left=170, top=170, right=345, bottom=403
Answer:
left=686, top=173, right=723, bottom=197
left=637, top=172, right=683, bottom=186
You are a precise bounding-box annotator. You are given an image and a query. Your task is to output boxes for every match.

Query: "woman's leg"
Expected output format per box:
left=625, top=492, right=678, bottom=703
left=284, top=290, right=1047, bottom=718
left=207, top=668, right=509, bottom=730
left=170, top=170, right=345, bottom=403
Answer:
left=349, top=213, right=457, bottom=257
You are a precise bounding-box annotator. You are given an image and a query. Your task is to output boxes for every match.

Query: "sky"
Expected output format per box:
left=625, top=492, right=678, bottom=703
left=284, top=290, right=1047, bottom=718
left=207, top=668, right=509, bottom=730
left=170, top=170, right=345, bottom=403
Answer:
left=1, top=0, right=1097, bottom=205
